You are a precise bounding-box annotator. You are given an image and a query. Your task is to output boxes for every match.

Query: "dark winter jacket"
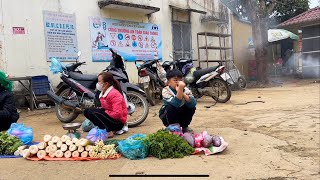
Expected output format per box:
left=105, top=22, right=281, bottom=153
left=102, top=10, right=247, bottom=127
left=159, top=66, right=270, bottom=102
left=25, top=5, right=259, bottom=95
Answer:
left=0, top=86, right=19, bottom=131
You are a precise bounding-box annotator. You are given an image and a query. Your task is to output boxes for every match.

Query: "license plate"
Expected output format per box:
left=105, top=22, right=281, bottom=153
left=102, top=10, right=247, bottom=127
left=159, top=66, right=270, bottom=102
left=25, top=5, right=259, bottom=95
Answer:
left=139, top=76, right=150, bottom=83
left=221, top=73, right=231, bottom=81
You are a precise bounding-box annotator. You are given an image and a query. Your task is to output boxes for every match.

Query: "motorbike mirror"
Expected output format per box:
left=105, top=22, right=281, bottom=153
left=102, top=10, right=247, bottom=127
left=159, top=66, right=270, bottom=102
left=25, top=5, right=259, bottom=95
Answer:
left=169, top=54, right=173, bottom=59
left=77, top=51, right=82, bottom=57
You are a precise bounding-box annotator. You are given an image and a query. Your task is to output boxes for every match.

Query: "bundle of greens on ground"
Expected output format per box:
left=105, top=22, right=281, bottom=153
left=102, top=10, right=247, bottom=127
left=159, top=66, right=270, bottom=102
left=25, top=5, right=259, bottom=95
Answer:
left=144, top=130, right=194, bottom=159
left=0, top=132, right=23, bottom=155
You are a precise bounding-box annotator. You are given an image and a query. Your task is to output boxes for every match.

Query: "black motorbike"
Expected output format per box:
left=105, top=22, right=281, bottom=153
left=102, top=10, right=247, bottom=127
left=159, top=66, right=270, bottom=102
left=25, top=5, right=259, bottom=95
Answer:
left=134, top=59, right=166, bottom=106
left=47, top=48, right=149, bottom=128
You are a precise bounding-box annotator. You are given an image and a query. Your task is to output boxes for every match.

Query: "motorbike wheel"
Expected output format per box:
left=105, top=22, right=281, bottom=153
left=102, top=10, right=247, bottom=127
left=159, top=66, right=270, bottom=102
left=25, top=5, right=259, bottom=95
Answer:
left=56, top=88, right=80, bottom=123
left=209, top=78, right=232, bottom=103
left=145, top=80, right=157, bottom=106
left=238, top=76, right=247, bottom=89
left=126, top=91, right=149, bottom=128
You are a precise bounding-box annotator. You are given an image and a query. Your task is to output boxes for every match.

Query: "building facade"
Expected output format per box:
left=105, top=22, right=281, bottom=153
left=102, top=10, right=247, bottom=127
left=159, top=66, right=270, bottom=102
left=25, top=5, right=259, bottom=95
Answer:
left=0, top=0, right=232, bottom=87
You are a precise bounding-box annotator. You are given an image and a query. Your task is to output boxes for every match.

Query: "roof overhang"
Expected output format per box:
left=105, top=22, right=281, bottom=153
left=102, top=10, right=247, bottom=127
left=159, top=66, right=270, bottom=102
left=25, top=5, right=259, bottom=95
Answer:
left=169, top=5, right=207, bottom=14
left=278, top=19, right=320, bottom=28
left=98, top=0, right=160, bottom=15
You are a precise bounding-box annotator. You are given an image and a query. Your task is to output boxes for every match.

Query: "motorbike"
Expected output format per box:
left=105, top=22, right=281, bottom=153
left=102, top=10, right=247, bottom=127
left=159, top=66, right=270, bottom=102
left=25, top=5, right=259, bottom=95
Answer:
left=134, top=59, right=167, bottom=106
left=47, top=49, right=149, bottom=128
left=163, top=55, right=232, bottom=103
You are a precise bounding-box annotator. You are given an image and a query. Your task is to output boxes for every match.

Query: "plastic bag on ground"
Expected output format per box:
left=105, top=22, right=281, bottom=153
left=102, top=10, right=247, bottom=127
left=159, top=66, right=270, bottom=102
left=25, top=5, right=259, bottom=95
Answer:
left=118, top=134, right=148, bottom=160
left=82, top=119, right=96, bottom=132
left=7, top=123, right=33, bottom=145
left=86, top=128, right=108, bottom=143
left=165, top=124, right=183, bottom=136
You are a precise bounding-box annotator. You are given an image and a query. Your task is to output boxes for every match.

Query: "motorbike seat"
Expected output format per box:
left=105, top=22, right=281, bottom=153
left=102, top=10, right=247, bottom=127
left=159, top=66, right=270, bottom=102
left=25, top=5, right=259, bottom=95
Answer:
left=193, top=66, right=218, bottom=80
left=141, top=59, right=157, bottom=68
left=69, top=72, right=97, bottom=81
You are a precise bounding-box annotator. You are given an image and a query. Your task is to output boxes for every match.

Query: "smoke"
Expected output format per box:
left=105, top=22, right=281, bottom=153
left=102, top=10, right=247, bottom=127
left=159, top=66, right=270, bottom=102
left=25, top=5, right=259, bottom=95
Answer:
left=299, top=54, right=320, bottom=78
left=269, top=53, right=320, bottom=79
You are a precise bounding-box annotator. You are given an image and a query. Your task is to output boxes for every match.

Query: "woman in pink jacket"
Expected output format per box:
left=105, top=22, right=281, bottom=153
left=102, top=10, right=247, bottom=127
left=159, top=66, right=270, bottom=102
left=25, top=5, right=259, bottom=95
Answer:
left=84, top=72, right=128, bottom=136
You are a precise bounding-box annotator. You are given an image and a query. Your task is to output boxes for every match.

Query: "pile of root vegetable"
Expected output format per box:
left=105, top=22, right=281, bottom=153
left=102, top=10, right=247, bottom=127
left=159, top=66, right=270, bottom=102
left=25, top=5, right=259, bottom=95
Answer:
left=19, top=135, right=118, bottom=159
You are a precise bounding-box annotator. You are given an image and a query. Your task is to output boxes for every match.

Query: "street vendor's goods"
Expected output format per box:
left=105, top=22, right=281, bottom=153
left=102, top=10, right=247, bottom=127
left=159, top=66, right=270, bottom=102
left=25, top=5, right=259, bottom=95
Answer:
left=37, top=142, right=47, bottom=150
left=55, top=150, right=64, bottom=158
left=52, top=136, right=60, bottom=143
left=50, top=145, right=58, bottom=153
left=43, top=135, right=52, bottom=142
left=56, top=141, right=63, bottom=148
left=45, top=146, right=51, bottom=153
left=72, top=138, right=79, bottom=144
left=66, top=140, right=73, bottom=146
left=85, top=145, right=93, bottom=151
left=0, top=132, right=23, bottom=155
left=212, top=136, right=221, bottom=147
left=79, top=138, right=90, bottom=146
left=22, top=149, right=30, bottom=158
left=86, top=128, right=108, bottom=143
left=202, top=135, right=213, bottom=148
left=14, top=150, right=21, bottom=156
left=64, top=151, right=71, bottom=158
left=7, top=123, right=33, bottom=145
left=182, top=133, right=195, bottom=148
left=61, top=135, right=71, bottom=142
left=60, top=144, right=68, bottom=152
left=72, top=151, right=79, bottom=158
left=37, top=150, right=46, bottom=159
left=69, top=144, right=77, bottom=152
left=77, top=146, right=84, bottom=153
left=48, top=141, right=54, bottom=146
left=118, top=134, right=148, bottom=160
left=29, top=145, right=39, bottom=154
left=21, top=135, right=97, bottom=159
left=194, top=134, right=204, bottom=148
left=89, top=140, right=118, bottom=159
left=145, top=130, right=194, bottom=159
left=81, top=151, right=88, bottom=158
left=82, top=119, right=95, bottom=132
left=18, top=145, right=27, bottom=151
left=49, top=152, right=55, bottom=158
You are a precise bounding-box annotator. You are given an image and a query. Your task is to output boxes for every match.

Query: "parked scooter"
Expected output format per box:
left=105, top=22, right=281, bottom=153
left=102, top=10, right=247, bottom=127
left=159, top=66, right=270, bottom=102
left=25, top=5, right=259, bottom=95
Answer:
left=134, top=59, right=167, bottom=106
left=47, top=48, right=149, bottom=127
left=165, top=55, right=232, bottom=103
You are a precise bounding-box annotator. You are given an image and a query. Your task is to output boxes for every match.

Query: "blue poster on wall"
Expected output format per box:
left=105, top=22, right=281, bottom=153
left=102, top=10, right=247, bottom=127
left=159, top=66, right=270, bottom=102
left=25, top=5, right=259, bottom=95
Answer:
left=89, top=17, right=162, bottom=62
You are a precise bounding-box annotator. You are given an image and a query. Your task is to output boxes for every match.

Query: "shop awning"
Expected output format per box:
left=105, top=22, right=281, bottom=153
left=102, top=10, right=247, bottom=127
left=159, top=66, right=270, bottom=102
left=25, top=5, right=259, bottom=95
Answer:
left=169, top=5, right=207, bottom=14
left=98, top=0, right=160, bottom=15
left=268, top=29, right=299, bottom=42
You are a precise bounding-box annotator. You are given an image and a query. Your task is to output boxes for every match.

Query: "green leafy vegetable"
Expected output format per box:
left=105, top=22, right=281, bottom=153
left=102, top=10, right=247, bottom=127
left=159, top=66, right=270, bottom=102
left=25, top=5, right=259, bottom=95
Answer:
left=144, top=130, right=194, bottom=159
left=0, top=132, right=23, bottom=155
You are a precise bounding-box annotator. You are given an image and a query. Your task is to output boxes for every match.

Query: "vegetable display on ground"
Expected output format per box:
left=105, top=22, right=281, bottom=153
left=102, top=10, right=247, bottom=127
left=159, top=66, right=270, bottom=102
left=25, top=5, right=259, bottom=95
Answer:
left=0, top=132, right=23, bottom=155
left=144, top=130, right=194, bottom=159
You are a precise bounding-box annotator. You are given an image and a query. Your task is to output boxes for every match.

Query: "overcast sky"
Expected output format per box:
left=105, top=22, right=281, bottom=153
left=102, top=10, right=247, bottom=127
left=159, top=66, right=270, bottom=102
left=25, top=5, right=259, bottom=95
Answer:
left=310, top=0, right=320, bottom=8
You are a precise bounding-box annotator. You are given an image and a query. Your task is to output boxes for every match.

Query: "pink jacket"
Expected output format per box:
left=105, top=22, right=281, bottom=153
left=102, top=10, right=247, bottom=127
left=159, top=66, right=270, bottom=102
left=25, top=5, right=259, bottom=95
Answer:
left=99, top=87, right=128, bottom=124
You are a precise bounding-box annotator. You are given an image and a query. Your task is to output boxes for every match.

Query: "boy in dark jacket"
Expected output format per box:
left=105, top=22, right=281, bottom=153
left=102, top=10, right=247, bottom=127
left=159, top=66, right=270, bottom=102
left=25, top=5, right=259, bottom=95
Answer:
left=0, top=71, right=19, bottom=131
left=159, top=69, right=196, bottom=133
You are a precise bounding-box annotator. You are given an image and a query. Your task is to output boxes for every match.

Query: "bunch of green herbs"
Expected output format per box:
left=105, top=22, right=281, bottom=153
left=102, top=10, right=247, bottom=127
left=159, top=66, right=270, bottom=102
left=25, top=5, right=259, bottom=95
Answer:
left=144, top=130, right=194, bottom=159
left=0, top=132, right=23, bottom=155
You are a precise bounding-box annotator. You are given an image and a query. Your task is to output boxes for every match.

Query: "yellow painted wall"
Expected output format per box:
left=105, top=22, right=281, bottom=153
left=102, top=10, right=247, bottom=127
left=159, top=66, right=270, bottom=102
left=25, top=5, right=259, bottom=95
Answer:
left=232, top=15, right=252, bottom=77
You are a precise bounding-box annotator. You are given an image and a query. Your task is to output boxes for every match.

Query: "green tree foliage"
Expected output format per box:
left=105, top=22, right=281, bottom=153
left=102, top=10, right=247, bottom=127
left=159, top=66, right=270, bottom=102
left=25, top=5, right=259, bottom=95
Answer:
left=273, top=0, right=309, bottom=23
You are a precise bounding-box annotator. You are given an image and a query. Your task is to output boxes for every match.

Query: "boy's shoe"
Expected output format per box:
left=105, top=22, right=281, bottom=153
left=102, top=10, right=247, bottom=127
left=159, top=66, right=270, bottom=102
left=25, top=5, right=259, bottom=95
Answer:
left=182, top=127, right=194, bottom=134
left=115, top=123, right=129, bottom=135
